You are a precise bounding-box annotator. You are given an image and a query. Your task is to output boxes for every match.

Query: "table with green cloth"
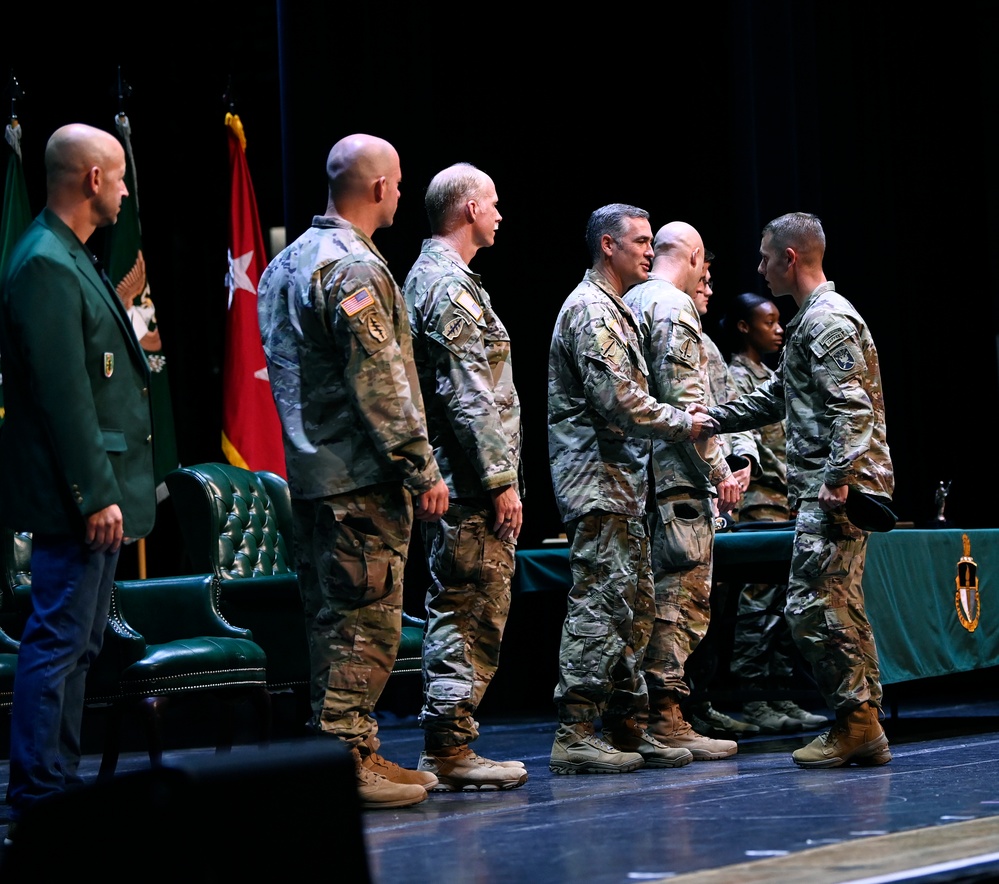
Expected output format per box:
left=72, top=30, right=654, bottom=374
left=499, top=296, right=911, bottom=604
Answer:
left=514, top=528, right=998, bottom=685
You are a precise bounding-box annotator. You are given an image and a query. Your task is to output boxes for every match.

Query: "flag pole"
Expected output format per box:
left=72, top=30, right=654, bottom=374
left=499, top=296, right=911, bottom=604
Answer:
left=115, top=67, right=148, bottom=580
left=106, top=69, right=181, bottom=578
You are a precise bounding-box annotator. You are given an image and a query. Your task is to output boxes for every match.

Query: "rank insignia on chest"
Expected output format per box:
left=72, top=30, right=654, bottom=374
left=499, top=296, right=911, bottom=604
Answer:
left=340, top=287, right=375, bottom=316
left=104, top=352, right=114, bottom=377
left=443, top=315, right=466, bottom=340
left=955, top=534, right=980, bottom=632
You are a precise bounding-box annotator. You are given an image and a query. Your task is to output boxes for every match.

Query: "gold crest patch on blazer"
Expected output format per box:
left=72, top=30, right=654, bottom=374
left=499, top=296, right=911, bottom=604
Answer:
left=104, top=352, right=114, bottom=377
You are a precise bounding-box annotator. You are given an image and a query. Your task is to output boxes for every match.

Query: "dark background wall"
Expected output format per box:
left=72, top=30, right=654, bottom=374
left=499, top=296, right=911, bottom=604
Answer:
left=3, top=0, right=997, bottom=578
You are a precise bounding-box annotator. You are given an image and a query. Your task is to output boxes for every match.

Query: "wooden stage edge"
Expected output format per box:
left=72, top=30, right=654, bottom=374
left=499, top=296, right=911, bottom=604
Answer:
left=663, top=816, right=999, bottom=884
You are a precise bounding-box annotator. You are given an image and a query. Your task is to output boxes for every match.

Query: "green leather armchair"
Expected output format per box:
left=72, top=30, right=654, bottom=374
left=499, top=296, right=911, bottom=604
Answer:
left=164, top=463, right=425, bottom=714
left=0, top=527, right=271, bottom=776
left=0, top=529, right=29, bottom=724
left=87, top=575, right=271, bottom=778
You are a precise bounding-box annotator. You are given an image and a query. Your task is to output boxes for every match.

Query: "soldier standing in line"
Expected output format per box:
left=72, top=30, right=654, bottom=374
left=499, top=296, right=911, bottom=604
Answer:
left=404, top=163, right=528, bottom=791
left=547, top=203, right=717, bottom=775
left=258, top=133, right=449, bottom=808
left=622, top=221, right=744, bottom=760
left=667, top=252, right=764, bottom=742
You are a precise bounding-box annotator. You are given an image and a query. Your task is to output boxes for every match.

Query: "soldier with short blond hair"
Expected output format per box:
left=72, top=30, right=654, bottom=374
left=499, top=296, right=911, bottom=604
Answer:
left=404, top=163, right=528, bottom=791
left=704, top=211, right=894, bottom=769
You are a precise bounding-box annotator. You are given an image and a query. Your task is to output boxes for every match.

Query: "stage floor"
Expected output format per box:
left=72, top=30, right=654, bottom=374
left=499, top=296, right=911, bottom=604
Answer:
left=3, top=673, right=998, bottom=884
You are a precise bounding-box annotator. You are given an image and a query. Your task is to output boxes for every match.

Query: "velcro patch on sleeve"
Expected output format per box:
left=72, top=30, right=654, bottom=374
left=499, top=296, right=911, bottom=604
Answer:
left=676, top=308, right=700, bottom=333
left=828, top=342, right=860, bottom=374
left=814, top=325, right=848, bottom=353
left=454, top=289, right=483, bottom=321
left=340, top=287, right=374, bottom=316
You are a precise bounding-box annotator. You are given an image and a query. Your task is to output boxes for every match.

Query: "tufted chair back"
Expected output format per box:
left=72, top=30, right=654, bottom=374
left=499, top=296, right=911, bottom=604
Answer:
left=165, top=462, right=292, bottom=580
left=165, top=463, right=424, bottom=708
left=165, top=463, right=310, bottom=700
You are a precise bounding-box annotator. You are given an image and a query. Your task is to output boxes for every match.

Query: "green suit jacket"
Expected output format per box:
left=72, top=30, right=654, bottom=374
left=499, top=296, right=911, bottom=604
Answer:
left=0, top=208, right=156, bottom=538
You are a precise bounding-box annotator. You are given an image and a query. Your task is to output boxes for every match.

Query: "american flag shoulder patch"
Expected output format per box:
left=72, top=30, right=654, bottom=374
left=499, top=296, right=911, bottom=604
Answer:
left=340, top=287, right=375, bottom=316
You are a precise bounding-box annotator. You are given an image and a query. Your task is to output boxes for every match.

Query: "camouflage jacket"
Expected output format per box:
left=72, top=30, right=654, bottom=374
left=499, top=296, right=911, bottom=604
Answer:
left=622, top=276, right=727, bottom=496
left=702, top=332, right=758, bottom=469
left=727, top=352, right=788, bottom=510
left=708, top=282, right=893, bottom=509
left=548, top=268, right=694, bottom=523
left=257, top=215, right=441, bottom=499
left=403, top=238, right=523, bottom=502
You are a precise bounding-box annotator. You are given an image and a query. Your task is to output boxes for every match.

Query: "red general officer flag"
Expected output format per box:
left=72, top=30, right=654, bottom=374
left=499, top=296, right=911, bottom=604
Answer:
left=223, top=112, right=285, bottom=477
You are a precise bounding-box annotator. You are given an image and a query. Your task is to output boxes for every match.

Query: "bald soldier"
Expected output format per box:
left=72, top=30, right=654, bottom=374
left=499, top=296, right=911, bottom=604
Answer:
left=622, top=221, right=745, bottom=760
left=1, top=124, right=155, bottom=840
left=404, top=163, right=527, bottom=791
left=258, top=133, right=449, bottom=809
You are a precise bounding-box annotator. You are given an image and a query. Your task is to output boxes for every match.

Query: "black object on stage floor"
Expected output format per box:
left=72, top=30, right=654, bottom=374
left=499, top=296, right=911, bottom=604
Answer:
left=0, top=737, right=368, bottom=882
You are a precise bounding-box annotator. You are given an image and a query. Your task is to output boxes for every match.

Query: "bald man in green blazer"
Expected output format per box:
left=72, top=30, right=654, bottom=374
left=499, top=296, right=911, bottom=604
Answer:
left=0, top=123, right=155, bottom=837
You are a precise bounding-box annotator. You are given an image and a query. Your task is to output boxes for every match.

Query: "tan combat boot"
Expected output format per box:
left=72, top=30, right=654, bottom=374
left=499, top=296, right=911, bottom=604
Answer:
left=362, top=750, right=439, bottom=790
left=549, top=721, right=644, bottom=774
left=418, top=746, right=528, bottom=791
left=792, top=701, right=891, bottom=768
left=648, top=697, right=737, bottom=760
left=353, top=749, right=429, bottom=808
left=603, top=717, right=693, bottom=768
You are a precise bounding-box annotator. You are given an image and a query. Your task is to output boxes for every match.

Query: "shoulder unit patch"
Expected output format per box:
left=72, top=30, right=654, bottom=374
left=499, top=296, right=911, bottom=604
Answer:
left=443, top=315, right=467, bottom=340
left=831, top=345, right=856, bottom=372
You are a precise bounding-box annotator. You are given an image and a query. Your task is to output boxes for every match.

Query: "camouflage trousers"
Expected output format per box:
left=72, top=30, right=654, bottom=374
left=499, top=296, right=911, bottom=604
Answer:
left=554, top=511, right=654, bottom=724
left=729, top=503, right=796, bottom=686
left=291, top=483, right=412, bottom=753
left=643, top=493, right=715, bottom=705
left=786, top=500, right=883, bottom=712
left=419, top=503, right=515, bottom=750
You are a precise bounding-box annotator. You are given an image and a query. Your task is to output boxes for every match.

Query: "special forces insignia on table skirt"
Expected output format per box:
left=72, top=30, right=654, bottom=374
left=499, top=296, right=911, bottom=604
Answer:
left=955, top=533, right=980, bottom=633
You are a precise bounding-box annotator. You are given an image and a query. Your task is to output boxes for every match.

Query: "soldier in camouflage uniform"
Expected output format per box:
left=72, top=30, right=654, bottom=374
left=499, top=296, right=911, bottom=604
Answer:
left=623, top=222, right=743, bottom=760
left=704, top=212, right=894, bottom=769
left=674, top=256, right=764, bottom=742
left=403, top=164, right=528, bottom=791
left=722, top=291, right=828, bottom=734
left=257, top=134, right=449, bottom=808
left=697, top=256, right=759, bottom=482
left=547, top=204, right=718, bottom=775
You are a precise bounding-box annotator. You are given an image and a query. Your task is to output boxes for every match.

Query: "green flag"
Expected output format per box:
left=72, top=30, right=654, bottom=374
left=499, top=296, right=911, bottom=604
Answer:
left=105, top=112, right=180, bottom=495
left=1, top=119, right=34, bottom=426
left=1, top=120, right=31, bottom=278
